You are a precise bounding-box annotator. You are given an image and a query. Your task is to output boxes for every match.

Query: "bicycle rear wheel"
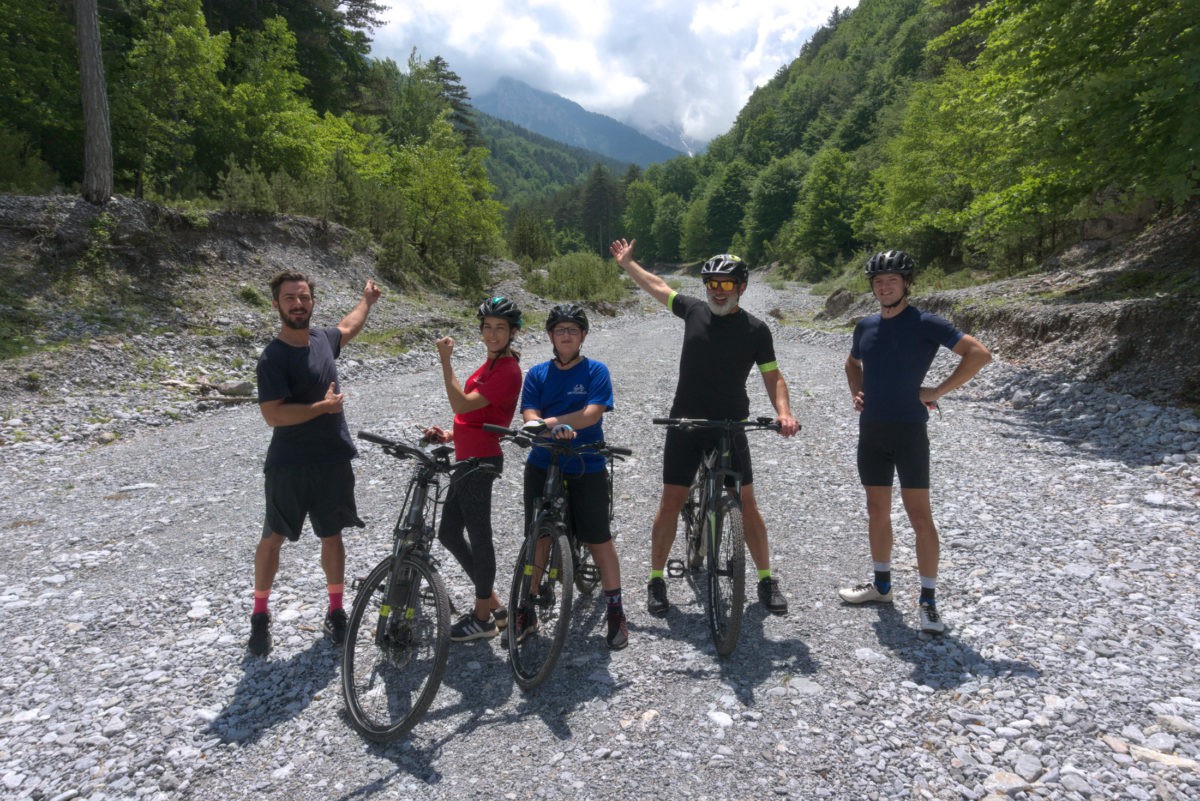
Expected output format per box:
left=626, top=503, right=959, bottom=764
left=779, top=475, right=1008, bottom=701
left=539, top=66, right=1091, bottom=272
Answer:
left=706, top=495, right=746, bottom=657
left=342, top=554, right=451, bottom=741
left=572, top=536, right=600, bottom=595
left=507, top=520, right=574, bottom=690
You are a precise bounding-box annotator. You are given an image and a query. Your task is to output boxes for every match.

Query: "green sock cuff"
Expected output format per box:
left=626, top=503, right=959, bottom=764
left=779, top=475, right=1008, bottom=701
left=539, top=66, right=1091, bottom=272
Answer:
left=649, top=569, right=664, bottom=580
left=757, top=569, right=772, bottom=580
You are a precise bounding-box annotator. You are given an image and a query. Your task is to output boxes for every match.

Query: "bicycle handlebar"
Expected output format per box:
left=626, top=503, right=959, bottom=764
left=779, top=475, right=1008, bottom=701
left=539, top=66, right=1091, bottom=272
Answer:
left=356, top=431, right=453, bottom=464
left=482, top=423, right=632, bottom=458
left=651, top=417, right=784, bottom=432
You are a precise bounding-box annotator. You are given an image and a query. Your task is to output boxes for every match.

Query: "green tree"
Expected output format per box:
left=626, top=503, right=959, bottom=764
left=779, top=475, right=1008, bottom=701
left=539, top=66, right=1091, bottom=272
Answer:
left=621, top=179, right=659, bottom=262
left=651, top=192, right=686, bottom=263
left=704, top=160, right=755, bottom=254
left=743, top=151, right=809, bottom=263
left=114, top=0, right=228, bottom=196
left=392, top=113, right=503, bottom=287
left=780, top=147, right=861, bottom=277
left=510, top=207, right=555, bottom=263
left=579, top=164, right=621, bottom=257
left=223, top=16, right=323, bottom=180
left=0, top=1, right=82, bottom=184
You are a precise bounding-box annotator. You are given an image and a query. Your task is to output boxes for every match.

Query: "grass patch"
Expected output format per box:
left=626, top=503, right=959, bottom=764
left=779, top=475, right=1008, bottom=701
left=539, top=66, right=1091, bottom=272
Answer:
left=238, top=285, right=270, bottom=309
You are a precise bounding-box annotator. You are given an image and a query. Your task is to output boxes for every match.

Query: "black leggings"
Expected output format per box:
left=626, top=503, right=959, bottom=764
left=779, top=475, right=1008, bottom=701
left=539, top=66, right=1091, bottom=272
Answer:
left=437, top=457, right=502, bottom=600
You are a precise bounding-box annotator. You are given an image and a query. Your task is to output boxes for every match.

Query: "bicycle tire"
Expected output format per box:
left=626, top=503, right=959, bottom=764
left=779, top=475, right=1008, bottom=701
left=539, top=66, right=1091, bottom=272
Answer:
left=682, top=480, right=705, bottom=571
left=507, top=520, right=574, bottom=690
left=707, top=495, right=746, bottom=658
left=572, top=536, right=600, bottom=595
left=341, top=554, right=451, bottom=742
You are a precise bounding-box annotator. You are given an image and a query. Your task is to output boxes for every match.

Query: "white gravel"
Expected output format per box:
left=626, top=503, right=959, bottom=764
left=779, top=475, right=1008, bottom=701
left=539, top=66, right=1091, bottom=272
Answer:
left=1, top=280, right=1197, bottom=801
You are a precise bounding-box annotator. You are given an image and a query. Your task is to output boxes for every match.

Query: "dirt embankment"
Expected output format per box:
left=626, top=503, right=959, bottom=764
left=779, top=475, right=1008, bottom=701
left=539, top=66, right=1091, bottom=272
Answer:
left=2, top=194, right=1198, bottom=410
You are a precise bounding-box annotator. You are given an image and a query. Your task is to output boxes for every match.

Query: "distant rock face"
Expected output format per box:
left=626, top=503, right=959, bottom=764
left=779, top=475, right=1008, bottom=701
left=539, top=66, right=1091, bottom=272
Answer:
left=818, top=287, right=857, bottom=319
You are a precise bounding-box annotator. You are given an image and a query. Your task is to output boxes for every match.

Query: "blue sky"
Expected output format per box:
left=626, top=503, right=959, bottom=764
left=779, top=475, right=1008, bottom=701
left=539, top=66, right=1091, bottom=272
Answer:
left=372, top=1, right=859, bottom=145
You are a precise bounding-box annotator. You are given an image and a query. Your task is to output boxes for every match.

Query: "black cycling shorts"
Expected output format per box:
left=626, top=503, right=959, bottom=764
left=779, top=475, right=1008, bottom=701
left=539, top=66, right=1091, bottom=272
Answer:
left=523, top=463, right=611, bottom=545
left=856, top=421, right=930, bottom=489
left=263, top=460, right=366, bottom=541
left=662, top=426, right=753, bottom=488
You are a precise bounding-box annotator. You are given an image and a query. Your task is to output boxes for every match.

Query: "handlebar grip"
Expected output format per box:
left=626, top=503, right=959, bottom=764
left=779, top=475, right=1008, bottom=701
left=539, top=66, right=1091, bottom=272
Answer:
left=608, top=446, right=633, bottom=456
left=482, top=424, right=513, bottom=435
left=357, top=431, right=396, bottom=446
left=651, top=418, right=677, bottom=425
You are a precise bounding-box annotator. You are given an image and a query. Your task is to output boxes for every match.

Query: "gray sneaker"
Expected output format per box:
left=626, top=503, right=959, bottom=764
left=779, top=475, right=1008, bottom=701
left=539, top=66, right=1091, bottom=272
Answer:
left=838, top=581, right=893, bottom=604
left=918, top=602, right=945, bottom=634
left=450, top=613, right=498, bottom=642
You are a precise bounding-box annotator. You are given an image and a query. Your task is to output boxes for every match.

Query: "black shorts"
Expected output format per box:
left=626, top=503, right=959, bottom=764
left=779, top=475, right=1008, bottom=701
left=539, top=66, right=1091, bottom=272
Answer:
left=263, top=460, right=366, bottom=541
left=662, top=426, right=753, bottom=488
left=856, top=421, right=930, bottom=489
left=523, top=463, right=611, bottom=545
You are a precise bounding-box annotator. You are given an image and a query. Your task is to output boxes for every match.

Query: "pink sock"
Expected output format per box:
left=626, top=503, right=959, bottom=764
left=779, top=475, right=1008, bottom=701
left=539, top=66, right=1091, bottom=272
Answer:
left=328, top=584, right=344, bottom=611
left=252, top=590, right=270, bottom=615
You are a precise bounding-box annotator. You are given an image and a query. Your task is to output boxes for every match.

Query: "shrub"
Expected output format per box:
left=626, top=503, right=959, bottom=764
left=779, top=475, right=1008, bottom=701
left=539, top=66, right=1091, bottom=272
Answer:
left=526, top=252, right=629, bottom=303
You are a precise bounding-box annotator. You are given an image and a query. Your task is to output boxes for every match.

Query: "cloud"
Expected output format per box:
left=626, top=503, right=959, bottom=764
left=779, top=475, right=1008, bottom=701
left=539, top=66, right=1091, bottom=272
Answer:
left=372, top=0, right=857, bottom=144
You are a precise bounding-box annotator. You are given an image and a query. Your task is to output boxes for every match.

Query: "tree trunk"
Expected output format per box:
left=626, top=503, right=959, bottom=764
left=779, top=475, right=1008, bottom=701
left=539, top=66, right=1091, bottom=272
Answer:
left=75, top=0, right=112, bottom=205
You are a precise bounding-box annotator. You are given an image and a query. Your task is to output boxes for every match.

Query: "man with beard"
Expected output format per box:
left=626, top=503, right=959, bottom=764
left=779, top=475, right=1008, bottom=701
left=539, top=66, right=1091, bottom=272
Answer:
left=609, top=240, right=799, bottom=618
left=248, top=271, right=382, bottom=657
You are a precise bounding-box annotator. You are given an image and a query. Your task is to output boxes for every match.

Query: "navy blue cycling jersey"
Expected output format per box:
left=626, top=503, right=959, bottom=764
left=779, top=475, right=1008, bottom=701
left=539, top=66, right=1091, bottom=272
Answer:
left=851, top=305, right=963, bottom=424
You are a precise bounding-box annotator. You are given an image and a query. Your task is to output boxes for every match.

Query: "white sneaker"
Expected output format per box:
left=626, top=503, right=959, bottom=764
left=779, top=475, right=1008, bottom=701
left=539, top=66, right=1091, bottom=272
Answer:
left=838, top=581, right=893, bottom=604
left=918, top=602, right=945, bottom=634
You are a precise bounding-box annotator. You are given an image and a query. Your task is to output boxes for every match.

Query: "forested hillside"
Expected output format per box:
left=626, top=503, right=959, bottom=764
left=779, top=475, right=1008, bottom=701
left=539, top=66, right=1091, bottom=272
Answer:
left=2, top=0, right=1196, bottom=288
left=612, top=0, right=1199, bottom=279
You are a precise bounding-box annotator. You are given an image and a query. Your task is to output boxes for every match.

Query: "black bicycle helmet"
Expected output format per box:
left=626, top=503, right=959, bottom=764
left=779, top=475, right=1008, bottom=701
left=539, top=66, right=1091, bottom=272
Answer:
left=477, top=295, right=522, bottom=328
left=544, top=303, right=589, bottom=332
left=700, top=253, right=749, bottom=283
left=865, top=250, right=915, bottom=279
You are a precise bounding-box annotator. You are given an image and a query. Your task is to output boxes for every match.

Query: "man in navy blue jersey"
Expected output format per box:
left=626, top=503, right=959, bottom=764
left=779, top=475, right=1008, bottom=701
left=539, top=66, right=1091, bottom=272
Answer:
left=838, top=251, right=991, bottom=633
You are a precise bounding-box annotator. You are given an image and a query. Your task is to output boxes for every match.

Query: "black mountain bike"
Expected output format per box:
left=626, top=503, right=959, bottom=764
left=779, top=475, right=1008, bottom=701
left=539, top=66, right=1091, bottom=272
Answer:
left=342, top=431, right=492, bottom=741
left=652, top=417, right=781, bottom=657
left=483, top=423, right=631, bottom=689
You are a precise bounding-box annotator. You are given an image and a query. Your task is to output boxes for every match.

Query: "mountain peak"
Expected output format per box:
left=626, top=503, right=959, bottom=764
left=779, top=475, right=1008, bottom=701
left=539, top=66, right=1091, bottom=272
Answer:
left=474, top=77, right=685, bottom=167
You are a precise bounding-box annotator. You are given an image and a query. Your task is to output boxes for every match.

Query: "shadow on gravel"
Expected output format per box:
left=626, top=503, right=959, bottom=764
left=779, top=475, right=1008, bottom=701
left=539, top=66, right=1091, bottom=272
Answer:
left=870, top=605, right=1039, bottom=688
left=206, top=640, right=340, bottom=745
left=654, top=577, right=819, bottom=707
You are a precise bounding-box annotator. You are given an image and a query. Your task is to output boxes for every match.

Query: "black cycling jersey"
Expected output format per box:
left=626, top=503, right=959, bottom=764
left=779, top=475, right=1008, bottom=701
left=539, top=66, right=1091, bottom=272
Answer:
left=667, top=293, right=779, bottom=420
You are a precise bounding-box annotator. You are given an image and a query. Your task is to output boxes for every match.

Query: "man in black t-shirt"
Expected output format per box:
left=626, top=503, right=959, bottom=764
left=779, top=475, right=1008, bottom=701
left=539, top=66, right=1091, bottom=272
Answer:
left=248, top=271, right=381, bottom=657
left=610, top=239, right=799, bottom=618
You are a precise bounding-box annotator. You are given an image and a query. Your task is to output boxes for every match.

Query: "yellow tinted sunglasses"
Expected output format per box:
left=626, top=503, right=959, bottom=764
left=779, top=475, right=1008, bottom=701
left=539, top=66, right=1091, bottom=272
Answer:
left=704, top=278, right=738, bottom=292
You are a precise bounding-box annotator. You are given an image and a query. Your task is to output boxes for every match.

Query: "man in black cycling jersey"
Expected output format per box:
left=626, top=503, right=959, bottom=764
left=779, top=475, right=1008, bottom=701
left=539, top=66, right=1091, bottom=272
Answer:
left=610, top=238, right=799, bottom=617
left=838, top=250, right=990, bottom=633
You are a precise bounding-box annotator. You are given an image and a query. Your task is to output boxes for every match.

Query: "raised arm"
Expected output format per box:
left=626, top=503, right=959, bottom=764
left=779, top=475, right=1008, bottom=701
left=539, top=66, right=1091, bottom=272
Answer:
left=609, top=238, right=673, bottom=307
left=918, top=334, right=992, bottom=406
left=336, top=279, right=382, bottom=345
left=436, top=336, right=490, bottom=415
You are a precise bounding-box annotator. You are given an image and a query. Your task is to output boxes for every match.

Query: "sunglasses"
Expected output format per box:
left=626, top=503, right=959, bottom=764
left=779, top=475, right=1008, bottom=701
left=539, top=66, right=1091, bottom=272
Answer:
left=551, top=326, right=583, bottom=337
left=704, top=278, right=739, bottom=292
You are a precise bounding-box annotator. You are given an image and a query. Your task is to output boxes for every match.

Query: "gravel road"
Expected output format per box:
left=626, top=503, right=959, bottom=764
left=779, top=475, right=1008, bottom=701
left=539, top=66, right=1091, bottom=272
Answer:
left=2, top=281, right=1198, bottom=801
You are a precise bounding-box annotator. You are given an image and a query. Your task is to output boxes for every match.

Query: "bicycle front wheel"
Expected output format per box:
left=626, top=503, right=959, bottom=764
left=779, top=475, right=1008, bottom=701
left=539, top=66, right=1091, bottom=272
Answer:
left=706, top=495, right=746, bottom=658
left=341, top=554, right=451, bottom=742
left=507, top=521, right=574, bottom=690
left=682, top=480, right=705, bottom=571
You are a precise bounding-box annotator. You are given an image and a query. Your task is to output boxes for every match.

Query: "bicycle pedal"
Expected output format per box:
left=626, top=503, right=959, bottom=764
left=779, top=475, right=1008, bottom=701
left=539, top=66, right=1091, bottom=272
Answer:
left=666, top=559, right=685, bottom=579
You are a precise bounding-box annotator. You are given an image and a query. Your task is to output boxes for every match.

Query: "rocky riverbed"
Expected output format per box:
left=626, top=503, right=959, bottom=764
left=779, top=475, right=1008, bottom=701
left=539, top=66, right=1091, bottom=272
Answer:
left=1, top=278, right=1197, bottom=801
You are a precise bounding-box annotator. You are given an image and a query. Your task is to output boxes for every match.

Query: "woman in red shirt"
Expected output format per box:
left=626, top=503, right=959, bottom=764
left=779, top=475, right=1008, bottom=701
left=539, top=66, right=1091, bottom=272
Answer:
left=424, top=297, right=524, bottom=641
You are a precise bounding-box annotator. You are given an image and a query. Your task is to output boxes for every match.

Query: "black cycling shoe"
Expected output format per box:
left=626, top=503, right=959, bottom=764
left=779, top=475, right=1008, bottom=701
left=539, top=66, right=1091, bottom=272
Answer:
left=647, top=578, right=669, bottom=617
left=757, top=577, right=788, bottom=615
left=323, top=608, right=348, bottom=645
left=248, top=612, right=272, bottom=656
